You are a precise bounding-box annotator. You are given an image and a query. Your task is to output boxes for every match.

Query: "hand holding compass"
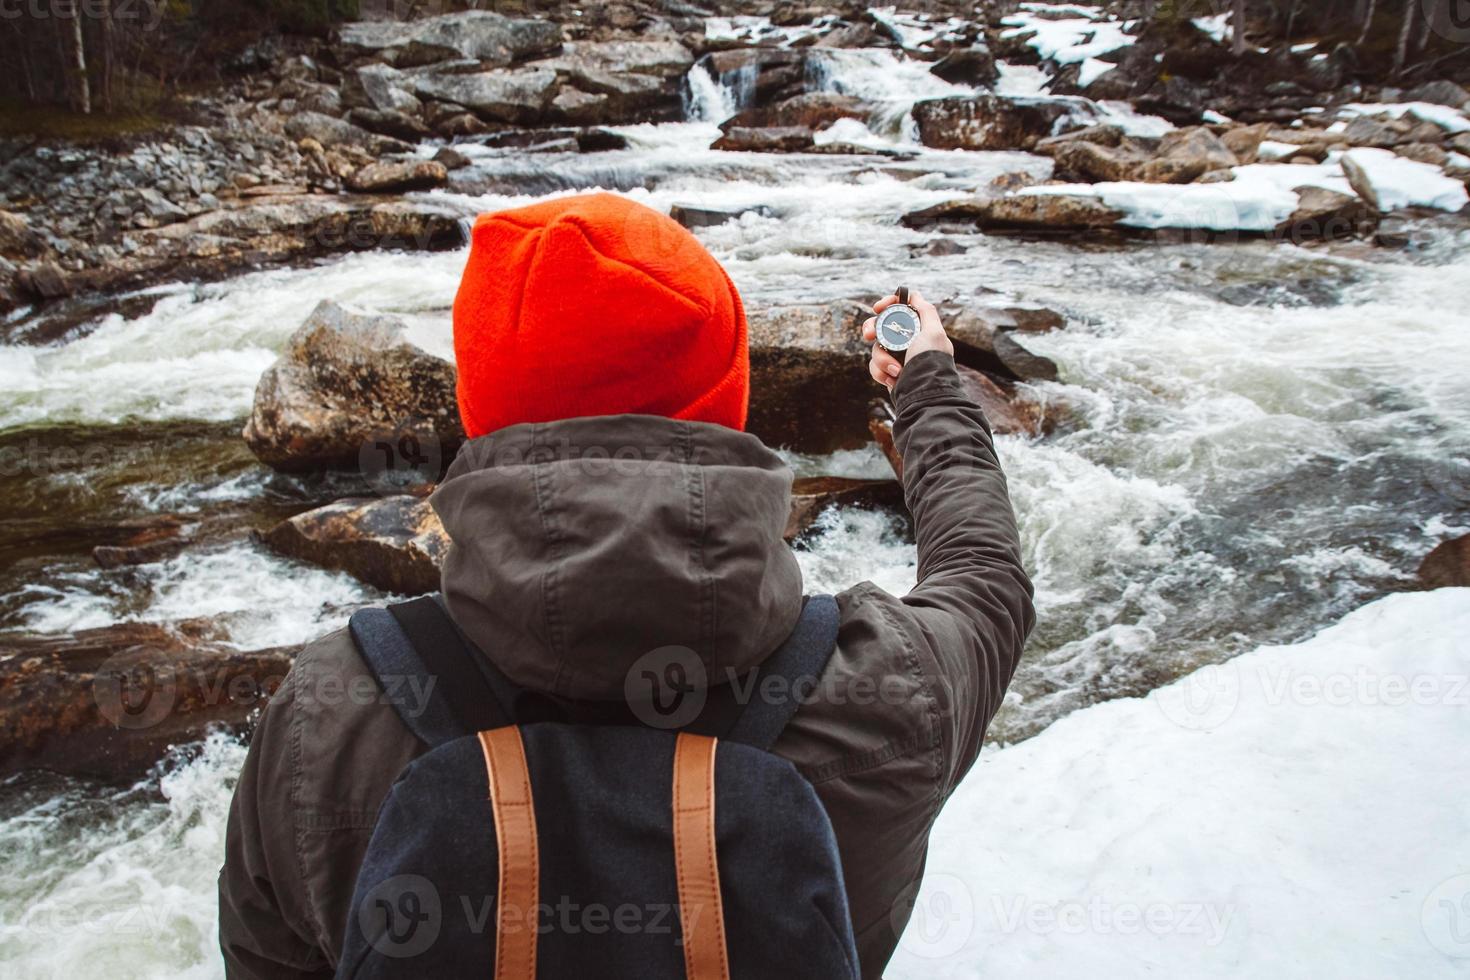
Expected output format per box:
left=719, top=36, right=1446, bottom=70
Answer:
left=862, top=285, right=953, bottom=389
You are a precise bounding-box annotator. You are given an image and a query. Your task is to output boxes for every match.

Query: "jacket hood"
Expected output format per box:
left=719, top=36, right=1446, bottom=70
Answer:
left=431, top=415, right=804, bottom=700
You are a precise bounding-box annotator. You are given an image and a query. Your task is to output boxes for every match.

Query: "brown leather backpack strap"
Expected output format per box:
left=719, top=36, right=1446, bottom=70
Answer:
left=479, top=726, right=539, bottom=980
left=672, top=732, right=731, bottom=980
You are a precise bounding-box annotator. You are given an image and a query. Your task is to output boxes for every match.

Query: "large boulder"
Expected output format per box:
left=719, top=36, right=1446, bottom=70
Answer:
left=0, top=210, right=45, bottom=259
left=534, top=39, right=693, bottom=123
left=956, top=365, right=1047, bottom=438
left=1052, top=139, right=1149, bottom=182
left=903, top=194, right=1126, bottom=235
left=342, top=63, right=423, bottom=115
left=337, top=10, right=562, bottom=68
left=912, top=95, right=1085, bottom=151
left=1135, top=126, right=1238, bottom=184
left=747, top=300, right=874, bottom=451
left=347, top=107, right=433, bottom=142
left=0, top=621, right=291, bottom=780
left=718, top=92, right=870, bottom=132
left=1274, top=186, right=1376, bottom=243
left=929, top=46, right=997, bottom=87
left=261, top=494, right=448, bottom=595
left=412, top=66, right=560, bottom=123
left=243, top=301, right=464, bottom=472
left=712, top=127, right=817, bottom=152
left=1404, top=80, right=1470, bottom=109
left=345, top=159, right=448, bottom=193
left=284, top=110, right=411, bottom=155
left=1417, top=534, right=1470, bottom=589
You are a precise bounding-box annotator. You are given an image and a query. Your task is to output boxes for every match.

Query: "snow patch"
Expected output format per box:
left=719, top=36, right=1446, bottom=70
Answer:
left=1341, top=147, right=1470, bottom=212
left=1342, top=101, right=1470, bottom=134
left=1001, top=10, right=1136, bottom=65
left=889, top=588, right=1470, bottom=977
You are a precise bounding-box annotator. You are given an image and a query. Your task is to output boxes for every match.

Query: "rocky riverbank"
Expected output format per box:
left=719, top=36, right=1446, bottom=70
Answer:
left=3, top=0, right=1470, bottom=783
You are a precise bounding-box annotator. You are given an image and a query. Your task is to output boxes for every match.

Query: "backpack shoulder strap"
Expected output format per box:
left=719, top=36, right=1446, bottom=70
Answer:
left=348, top=594, right=517, bottom=747
left=724, top=594, right=840, bottom=751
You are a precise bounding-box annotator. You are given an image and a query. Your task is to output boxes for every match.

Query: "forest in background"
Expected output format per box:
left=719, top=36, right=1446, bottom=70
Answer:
left=2, top=0, right=1468, bottom=124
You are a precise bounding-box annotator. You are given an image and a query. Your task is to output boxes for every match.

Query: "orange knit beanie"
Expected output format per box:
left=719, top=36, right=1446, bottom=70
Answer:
left=452, top=193, right=750, bottom=439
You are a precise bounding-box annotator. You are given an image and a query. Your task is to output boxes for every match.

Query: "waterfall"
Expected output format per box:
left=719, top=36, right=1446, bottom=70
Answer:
left=682, top=62, right=738, bottom=123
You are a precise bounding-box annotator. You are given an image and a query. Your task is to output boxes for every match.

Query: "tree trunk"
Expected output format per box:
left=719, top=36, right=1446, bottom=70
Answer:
left=1232, top=0, right=1247, bottom=56
left=1415, top=0, right=1439, bottom=52
left=1356, top=0, right=1377, bottom=45
left=1393, top=0, right=1416, bottom=77
left=63, top=0, right=91, bottom=114
left=99, top=0, right=113, bottom=112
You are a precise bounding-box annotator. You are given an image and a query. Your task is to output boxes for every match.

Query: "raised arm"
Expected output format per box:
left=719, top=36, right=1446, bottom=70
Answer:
left=864, top=291, right=1036, bottom=790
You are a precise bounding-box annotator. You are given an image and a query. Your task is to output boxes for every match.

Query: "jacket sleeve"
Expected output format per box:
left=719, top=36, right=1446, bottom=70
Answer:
left=890, top=350, right=1036, bottom=791
left=218, top=668, right=334, bottom=980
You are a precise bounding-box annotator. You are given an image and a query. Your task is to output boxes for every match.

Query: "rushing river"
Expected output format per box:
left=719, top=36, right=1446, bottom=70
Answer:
left=2, top=48, right=1469, bottom=978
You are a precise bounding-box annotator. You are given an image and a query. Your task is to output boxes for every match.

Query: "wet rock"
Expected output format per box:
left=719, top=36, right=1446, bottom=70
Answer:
left=0, top=621, right=291, bottom=780
left=711, top=127, right=816, bottom=153
left=1220, top=122, right=1272, bottom=164
left=1052, top=139, right=1149, bottom=182
left=243, top=301, right=465, bottom=472
left=929, top=47, right=997, bottom=87
left=284, top=111, right=412, bottom=155
left=1404, top=81, right=1470, bottom=109
left=1135, top=126, right=1238, bottom=184
left=348, top=108, right=433, bottom=142
left=993, top=332, right=1059, bottom=383
left=337, top=10, right=562, bottom=68
left=577, top=128, right=629, bottom=152
left=785, top=477, right=904, bottom=540
left=262, top=494, right=447, bottom=595
left=92, top=522, right=189, bottom=568
left=342, top=63, right=423, bottom=115
left=0, top=210, right=45, bottom=259
left=1395, top=142, right=1450, bottom=167
left=924, top=238, right=967, bottom=256
left=345, top=160, right=449, bottom=193
left=1417, top=534, right=1470, bottom=589
left=412, top=66, right=560, bottom=124
left=719, top=92, right=870, bottom=132
left=1275, top=187, right=1377, bottom=243
left=868, top=415, right=903, bottom=480
left=1340, top=115, right=1415, bottom=148
left=432, top=146, right=472, bottom=170
left=903, top=195, right=1125, bottom=235
left=747, top=300, right=873, bottom=451
left=531, top=40, right=692, bottom=123
left=913, top=94, right=1084, bottom=151
left=1034, top=124, right=1127, bottom=154
left=669, top=203, right=774, bottom=228
left=956, top=365, right=1046, bottom=438
left=17, top=261, right=69, bottom=300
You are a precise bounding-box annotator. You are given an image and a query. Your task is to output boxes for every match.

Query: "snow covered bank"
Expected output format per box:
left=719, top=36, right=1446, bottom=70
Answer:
left=890, top=588, right=1470, bottom=978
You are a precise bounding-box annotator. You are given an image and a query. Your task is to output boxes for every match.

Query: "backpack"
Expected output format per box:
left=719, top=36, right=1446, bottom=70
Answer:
left=337, top=593, right=860, bottom=980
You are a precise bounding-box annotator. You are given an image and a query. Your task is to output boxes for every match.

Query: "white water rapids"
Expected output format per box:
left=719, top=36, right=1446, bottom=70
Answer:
left=2, top=48, right=1469, bottom=978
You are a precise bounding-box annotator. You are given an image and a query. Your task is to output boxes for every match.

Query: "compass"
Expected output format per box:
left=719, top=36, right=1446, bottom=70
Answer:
left=875, top=285, right=921, bottom=357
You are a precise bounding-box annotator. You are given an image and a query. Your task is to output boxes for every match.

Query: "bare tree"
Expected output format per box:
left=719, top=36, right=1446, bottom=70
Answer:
left=55, top=0, right=92, bottom=113
left=1232, top=0, right=1247, bottom=55
left=1392, top=0, right=1416, bottom=76
left=1356, top=0, right=1378, bottom=44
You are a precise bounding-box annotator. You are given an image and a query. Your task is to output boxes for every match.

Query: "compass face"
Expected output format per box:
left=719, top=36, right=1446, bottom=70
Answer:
left=876, top=304, right=921, bottom=351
